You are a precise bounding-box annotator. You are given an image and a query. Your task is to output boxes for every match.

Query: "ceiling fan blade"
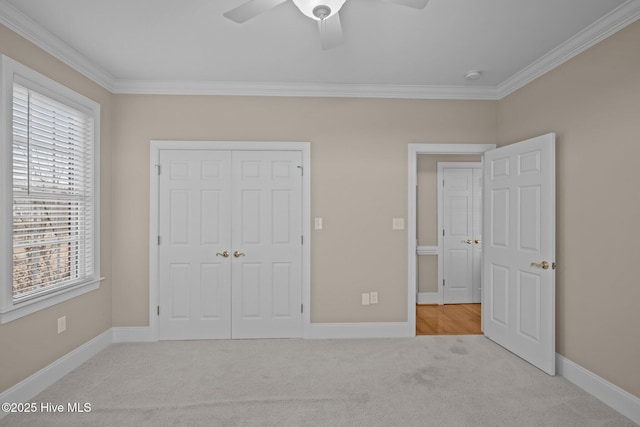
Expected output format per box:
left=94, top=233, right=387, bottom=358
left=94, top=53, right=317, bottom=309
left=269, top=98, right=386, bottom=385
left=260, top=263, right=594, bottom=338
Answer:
left=223, top=0, right=288, bottom=23
left=386, top=0, right=430, bottom=9
left=318, top=13, right=343, bottom=50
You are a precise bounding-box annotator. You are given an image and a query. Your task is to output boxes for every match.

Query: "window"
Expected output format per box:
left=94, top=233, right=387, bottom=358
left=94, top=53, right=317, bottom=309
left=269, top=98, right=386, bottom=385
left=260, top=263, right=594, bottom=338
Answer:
left=0, top=55, right=101, bottom=323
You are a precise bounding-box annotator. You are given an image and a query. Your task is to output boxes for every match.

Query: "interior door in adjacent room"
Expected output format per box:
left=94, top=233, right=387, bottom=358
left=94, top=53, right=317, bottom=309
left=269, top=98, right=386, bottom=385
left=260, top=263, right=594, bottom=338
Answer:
left=482, top=133, right=556, bottom=375
left=440, top=163, right=482, bottom=304
left=157, top=149, right=303, bottom=340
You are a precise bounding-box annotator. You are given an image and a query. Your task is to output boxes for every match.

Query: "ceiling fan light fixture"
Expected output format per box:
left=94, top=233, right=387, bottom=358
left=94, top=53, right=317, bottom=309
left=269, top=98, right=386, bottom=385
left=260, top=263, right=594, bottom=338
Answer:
left=292, top=0, right=346, bottom=20
left=313, top=5, right=331, bottom=19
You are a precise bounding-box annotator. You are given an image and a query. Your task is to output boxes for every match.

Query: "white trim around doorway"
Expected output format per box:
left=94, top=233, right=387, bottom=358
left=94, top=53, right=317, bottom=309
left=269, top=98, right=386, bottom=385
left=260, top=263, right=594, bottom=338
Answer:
left=149, top=141, right=311, bottom=341
left=407, top=144, right=496, bottom=336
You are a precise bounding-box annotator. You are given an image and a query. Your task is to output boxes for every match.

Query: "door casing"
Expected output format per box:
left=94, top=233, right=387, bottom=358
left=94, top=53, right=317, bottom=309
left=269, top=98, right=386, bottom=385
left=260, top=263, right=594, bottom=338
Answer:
left=408, top=144, right=496, bottom=336
left=149, top=141, right=311, bottom=341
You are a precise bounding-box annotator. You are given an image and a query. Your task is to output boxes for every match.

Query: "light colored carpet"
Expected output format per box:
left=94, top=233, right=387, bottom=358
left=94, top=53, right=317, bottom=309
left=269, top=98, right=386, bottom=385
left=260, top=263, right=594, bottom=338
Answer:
left=1, top=336, right=636, bottom=426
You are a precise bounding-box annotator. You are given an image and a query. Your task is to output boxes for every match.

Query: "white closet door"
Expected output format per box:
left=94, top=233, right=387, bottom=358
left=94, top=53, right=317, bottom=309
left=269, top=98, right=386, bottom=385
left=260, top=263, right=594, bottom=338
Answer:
left=231, top=151, right=303, bottom=338
left=158, top=149, right=304, bottom=340
left=158, top=150, right=232, bottom=340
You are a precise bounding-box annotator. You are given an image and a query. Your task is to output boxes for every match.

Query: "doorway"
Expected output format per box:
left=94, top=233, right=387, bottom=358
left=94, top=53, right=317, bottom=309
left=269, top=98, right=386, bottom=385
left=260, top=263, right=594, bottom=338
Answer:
left=417, top=158, right=483, bottom=334
left=407, top=144, right=496, bottom=336
left=409, top=136, right=556, bottom=375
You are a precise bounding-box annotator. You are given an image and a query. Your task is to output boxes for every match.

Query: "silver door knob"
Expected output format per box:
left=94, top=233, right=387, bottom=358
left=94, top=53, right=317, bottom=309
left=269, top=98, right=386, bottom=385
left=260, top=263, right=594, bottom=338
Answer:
left=233, top=251, right=245, bottom=258
left=462, top=240, right=472, bottom=244
left=474, top=239, right=482, bottom=244
left=216, top=250, right=229, bottom=258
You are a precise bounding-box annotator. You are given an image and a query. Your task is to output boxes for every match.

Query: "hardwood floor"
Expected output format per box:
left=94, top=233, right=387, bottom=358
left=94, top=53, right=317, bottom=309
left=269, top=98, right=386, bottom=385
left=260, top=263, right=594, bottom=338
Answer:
left=416, top=303, right=482, bottom=335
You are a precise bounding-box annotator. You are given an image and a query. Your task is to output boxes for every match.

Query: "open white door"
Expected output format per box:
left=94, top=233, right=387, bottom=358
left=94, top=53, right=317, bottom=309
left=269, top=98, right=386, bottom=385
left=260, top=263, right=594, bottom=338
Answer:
left=483, top=133, right=556, bottom=375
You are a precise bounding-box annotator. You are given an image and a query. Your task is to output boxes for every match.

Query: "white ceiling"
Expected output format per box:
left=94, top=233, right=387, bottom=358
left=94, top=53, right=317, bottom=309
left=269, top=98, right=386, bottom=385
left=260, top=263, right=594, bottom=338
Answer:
left=1, top=0, right=639, bottom=98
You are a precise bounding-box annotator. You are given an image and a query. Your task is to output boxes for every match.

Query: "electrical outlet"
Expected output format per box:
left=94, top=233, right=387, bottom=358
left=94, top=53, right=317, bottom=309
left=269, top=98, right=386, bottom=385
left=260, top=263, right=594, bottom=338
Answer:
left=370, top=292, right=378, bottom=304
left=361, top=293, right=370, bottom=306
left=57, top=316, right=66, bottom=334
left=392, top=218, right=405, bottom=230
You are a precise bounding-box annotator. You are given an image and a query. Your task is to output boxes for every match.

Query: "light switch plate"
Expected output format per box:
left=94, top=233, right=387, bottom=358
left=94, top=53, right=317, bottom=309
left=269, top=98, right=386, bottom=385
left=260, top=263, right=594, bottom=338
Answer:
left=392, top=218, right=405, bottom=230
left=314, top=217, right=323, bottom=230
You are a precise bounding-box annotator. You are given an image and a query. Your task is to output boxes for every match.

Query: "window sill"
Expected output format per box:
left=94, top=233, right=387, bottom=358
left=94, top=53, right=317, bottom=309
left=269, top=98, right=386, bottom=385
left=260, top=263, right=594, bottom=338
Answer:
left=0, top=278, right=104, bottom=324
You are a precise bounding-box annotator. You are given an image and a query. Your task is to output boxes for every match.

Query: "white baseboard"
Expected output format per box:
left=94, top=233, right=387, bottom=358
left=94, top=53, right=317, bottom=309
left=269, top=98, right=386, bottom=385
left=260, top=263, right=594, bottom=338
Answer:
left=417, top=292, right=439, bottom=304
left=556, top=353, right=640, bottom=425
left=304, top=322, right=413, bottom=339
left=0, top=329, right=112, bottom=419
left=111, top=324, right=412, bottom=341
left=112, top=326, right=154, bottom=343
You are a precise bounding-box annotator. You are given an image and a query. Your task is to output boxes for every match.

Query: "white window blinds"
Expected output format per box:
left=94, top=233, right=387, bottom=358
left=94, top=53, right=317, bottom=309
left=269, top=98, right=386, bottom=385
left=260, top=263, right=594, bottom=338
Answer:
left=12, top=83, right=95, bottom=302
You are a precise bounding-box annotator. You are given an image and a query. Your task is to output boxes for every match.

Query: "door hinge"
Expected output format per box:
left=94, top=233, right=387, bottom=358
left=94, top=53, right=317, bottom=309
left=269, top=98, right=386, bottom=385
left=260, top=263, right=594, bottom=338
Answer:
left=297, top=165, right=303, bottom=176
left=443, top=279, right=446, bottom=287
left=157, top=235, right=161, bottom=245
left=443, top=229, right=445, bottom=236
left=156, top=164, right=161, bottom=175
left=301, top=235, right=303, bottom=245
left=157, top=306, right=160, bottom=316
left=301, top=304, right=304, bottom=314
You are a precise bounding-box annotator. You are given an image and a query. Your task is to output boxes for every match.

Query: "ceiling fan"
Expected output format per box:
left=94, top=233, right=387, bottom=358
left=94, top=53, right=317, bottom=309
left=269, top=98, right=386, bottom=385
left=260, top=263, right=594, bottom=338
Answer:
left=223, top=0, right=430, bottom=50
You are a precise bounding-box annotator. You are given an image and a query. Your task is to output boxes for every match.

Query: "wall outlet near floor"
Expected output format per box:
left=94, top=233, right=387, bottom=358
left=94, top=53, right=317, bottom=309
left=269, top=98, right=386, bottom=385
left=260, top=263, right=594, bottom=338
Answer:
left=57, top=316, right=66, bottom=334
left=392, top=218, right=405, bottom=230
left=361, top=293, right=370, bottom=306
left=370, top=292, right=378, bottom=304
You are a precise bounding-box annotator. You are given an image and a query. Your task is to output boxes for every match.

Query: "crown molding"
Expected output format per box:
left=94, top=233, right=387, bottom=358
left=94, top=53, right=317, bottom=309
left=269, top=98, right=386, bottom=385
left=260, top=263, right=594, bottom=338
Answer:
left=0, top=0, right=116, bottom=91
left=112, top=79, right=500, bottom=100
left=497, top=0, right=640, bottom=98
left=1, top=0, right=639, bottom=100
